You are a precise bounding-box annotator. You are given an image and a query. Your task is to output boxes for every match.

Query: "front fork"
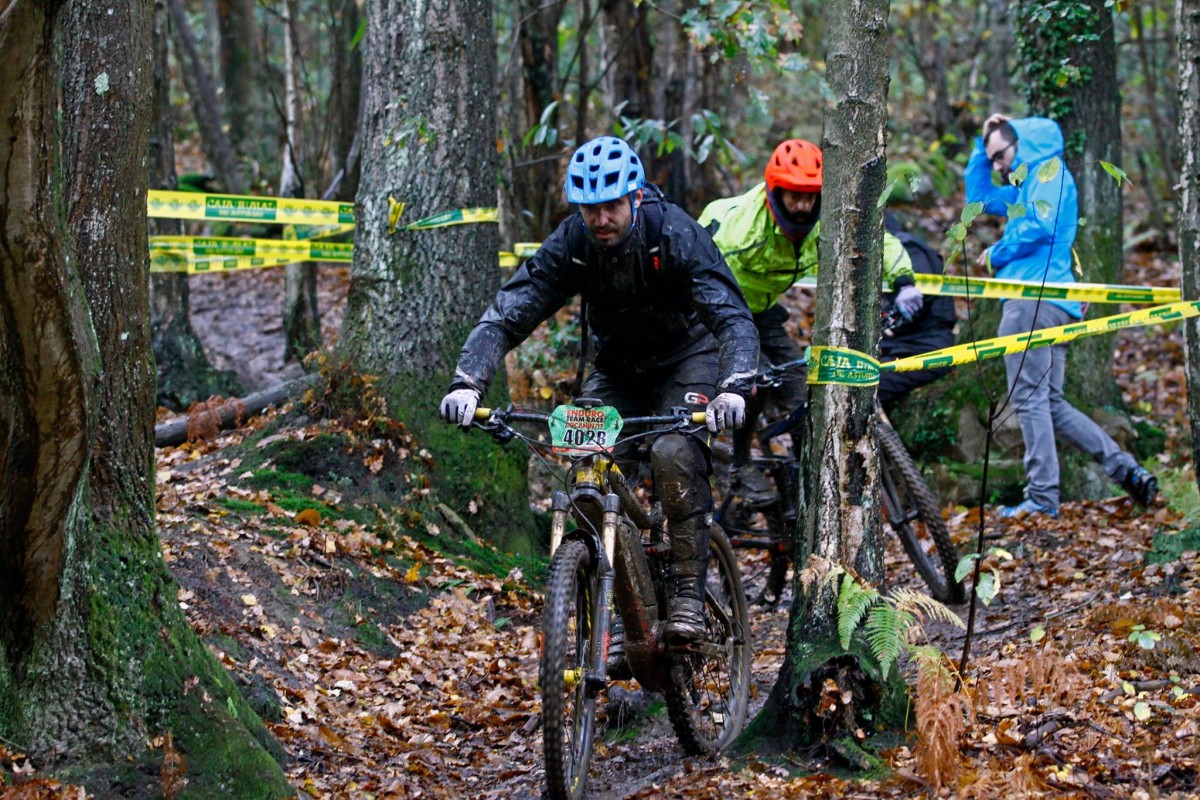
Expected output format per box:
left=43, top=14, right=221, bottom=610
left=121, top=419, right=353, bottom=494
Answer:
left=586, top=495, right=621, bottom=691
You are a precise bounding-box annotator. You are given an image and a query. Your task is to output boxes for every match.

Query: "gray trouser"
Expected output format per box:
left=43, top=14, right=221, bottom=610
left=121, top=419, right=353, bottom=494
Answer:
left=998, top=300, right=1137, bottom=508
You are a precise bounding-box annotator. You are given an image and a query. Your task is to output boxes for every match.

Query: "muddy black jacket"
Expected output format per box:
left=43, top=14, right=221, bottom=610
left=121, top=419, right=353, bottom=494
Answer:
left=880, top=228, right=957, bottom=358
left=450, top=187, right=759, bottom=398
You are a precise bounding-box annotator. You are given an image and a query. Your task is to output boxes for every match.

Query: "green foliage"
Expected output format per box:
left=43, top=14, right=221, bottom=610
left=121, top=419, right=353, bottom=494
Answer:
left=1144, top=526, right=1200, bottom=565
left=1014, top=1, right=1102, bottom=127
left=680, top=0, right=803, bottom=68
left=837, top=573, right=880, bottom=650
left=835, top=576, right=965, bottom=681
left=1036, top=156, right=1062, bottom=184
left=863, top=604, right=914, bottom=681
left=1127, top=624, right=1162, bottom=650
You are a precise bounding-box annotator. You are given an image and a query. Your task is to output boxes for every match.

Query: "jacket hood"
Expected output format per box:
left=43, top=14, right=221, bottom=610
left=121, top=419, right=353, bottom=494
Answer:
left=1011, top=117, right=1064, bottom=166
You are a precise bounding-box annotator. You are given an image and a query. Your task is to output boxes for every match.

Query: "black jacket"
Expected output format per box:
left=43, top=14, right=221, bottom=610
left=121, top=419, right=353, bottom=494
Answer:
left=451, top=187, right=759, bottom=397
left=881, top=228, right=957, bottom=358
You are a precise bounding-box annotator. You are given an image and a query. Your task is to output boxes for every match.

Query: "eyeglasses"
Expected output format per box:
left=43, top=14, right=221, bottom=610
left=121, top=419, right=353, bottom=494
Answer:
left=988, top=141, right=1015, bottom=167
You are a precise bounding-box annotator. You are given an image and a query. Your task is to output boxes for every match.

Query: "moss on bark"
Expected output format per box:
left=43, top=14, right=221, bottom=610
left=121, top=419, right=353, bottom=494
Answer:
left=732, top=636, right=908, bottom=761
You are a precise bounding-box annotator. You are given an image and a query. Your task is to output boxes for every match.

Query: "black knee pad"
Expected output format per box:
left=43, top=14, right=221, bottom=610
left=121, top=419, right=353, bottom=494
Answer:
left=650, top=433, right=712, bottom=521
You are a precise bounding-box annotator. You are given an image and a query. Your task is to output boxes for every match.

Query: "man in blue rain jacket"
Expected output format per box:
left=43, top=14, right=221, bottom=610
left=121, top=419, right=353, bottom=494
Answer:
left=966, top=114, right=1156, bottom=518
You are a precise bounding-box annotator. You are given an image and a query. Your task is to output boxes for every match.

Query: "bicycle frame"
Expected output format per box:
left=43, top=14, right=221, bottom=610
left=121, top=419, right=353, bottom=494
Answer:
left=482, top=406, right=706, bottom=692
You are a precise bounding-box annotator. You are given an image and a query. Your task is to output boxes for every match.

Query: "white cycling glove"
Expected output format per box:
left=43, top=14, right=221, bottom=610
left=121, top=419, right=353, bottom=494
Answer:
left=705, top=392, right=746, bottom=433
left=894, top=284, right=924, bottom=320
left=439, top=388, right=480, bottom=428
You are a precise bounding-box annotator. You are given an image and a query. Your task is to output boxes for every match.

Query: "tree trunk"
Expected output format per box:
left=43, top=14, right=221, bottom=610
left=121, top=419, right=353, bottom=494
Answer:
left=170, top=0, right=247, bottom=194
left=501, top=0, right=565, bottom=244
left=738, top=0, right=903, bottom=754
left=342, top=0, right=536, bottom=555
left=219, top=0, right=275, bottom=181
left=983, top=0, right=1016, bottom=110
left=150, top=0, right=243, bottom=410
left=1057, top=0, right=1124, bottom=411
left=280, top=0, right=322, bottom=363
left=326, top=0, right=364, bottom=201
left=0, top=0, right=288, bottom=792
left=1179, top=0, right=1200, bottom=484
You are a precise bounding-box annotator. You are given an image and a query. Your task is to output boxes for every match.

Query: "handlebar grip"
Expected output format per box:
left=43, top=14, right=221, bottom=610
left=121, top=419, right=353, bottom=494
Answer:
left=691, top=411, right=707, bottom=425
left=474, top=407, right=491, bottom=420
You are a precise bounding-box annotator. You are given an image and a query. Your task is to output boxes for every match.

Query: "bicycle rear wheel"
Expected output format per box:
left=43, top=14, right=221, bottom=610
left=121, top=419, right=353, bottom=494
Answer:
left=664, top=525, right=752, bottom=754
left=541, top=540, right=599, bottom=800
left=877, top=422, right=965, bottom=604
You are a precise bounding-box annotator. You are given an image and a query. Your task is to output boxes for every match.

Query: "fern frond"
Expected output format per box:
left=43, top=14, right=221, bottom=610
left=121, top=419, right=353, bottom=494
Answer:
left=796, top=555, right=842, bottom=598
left=889, top=588, right=966, bottom=630
left=837, top=573, right=880, bottom=650
left=864, top=602, right=915, bottom=680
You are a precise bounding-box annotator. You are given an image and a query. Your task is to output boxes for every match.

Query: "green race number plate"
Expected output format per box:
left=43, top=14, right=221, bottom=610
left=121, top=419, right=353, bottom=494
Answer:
left=548, top=405, right=624, bottom=455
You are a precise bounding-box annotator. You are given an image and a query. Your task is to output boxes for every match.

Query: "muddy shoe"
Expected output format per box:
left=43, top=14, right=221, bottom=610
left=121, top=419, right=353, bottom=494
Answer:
left=666, top=595, right=706, bottom=643
left=666, top=561, right=707, bottom=643
left=607, top=614, right=632, bottom=680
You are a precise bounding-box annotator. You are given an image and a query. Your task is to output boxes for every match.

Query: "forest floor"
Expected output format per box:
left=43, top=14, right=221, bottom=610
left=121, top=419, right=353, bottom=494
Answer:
left=5, top=250, right=1200, bottom=799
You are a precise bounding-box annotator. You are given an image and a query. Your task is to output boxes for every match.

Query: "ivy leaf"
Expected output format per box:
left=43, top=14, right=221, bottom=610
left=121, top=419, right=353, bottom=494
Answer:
left=954, top=553, right=978, bottom=583
left=976, top=569, right=999, bottom=606
left=1035, top=199, right=1053, bottom=219
left=1010, top=162, right=1029, bottom=186
left=1100, top=160, right=1130, bottom=187
left=1037, top=156, right=1062, bottom=184
left=1006, top=202, right=1026, bottom=220
left=960, top=201, right=984, bottom=227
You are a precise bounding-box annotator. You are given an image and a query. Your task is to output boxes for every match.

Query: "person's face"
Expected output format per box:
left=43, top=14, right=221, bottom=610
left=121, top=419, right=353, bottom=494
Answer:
left=779, top=189, right=818, bottom=220
left=579, top=190, right=642, bottom=247
left=985, top=134, right=1017, bottom=179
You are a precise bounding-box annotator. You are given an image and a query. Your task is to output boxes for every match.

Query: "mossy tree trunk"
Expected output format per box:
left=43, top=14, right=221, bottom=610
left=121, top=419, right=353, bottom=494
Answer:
left=739, top=0, right=901, bottom=754
left=150, top=0, right=243, bottom=411
left=0, top=2, right=289, bottom=794
left=1017, top=0, right=1124, bottom=410
left=1179, top=0, right=1200, bottom=484
left=341, top=0, right=536, bottom=557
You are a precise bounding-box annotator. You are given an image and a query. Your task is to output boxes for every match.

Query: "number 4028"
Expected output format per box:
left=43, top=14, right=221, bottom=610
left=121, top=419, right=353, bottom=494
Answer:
left=563, top=428, right=607, bottom=446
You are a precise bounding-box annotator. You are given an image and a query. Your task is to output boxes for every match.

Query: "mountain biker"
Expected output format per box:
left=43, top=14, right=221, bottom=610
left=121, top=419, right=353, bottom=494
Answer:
left=698, top=138, right=919, bottom=506
left=439, top=136, right=759, bottom=645
left=966, top=113, right=1158, bottom=517
left=878, top=214, right=958, bottom=415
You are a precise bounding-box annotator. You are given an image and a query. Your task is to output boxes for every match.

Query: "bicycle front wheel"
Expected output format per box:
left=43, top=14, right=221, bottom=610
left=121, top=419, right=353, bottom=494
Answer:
left=877, top=422, right=965, bottom=604
left=541, top=540, right=599, bottom=800
left=664, top=525, right=752, bottom=754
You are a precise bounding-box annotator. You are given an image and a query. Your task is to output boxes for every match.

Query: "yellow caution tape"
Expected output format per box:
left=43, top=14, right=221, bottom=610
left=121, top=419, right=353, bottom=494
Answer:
left=809, top=300, right=1200, bottom=386
left=148, top=190, right=355, bottom=226
left=791, top=273, right=1179, bottom=304
left=284, top=223, right=354, bottom=241
left=912, top=273, right=1181, bottom=305
left=149, top=235, right=352, bottom=273
left=403, top=207, right=498, bottom=230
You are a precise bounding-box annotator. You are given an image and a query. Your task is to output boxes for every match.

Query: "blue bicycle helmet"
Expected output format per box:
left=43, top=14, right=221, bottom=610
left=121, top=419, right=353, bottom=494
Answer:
left=564, top=136, right=645, bottom=205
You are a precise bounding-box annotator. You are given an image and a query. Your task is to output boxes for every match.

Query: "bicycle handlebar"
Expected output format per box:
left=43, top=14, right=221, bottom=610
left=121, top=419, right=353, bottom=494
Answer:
left=474, top=407, right=707, bottom=426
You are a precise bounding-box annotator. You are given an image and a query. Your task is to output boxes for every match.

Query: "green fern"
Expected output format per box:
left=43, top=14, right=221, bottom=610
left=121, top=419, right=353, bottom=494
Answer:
left=890, top=589, right=966, bottom=630
left=837, top=572, right=881, bottom=650
left=865, top=603, right=915, bottom=680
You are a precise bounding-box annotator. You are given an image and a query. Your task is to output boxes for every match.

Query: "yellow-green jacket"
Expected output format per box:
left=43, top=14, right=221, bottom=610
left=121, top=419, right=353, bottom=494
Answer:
left=698, top=182, right=914, bottom=314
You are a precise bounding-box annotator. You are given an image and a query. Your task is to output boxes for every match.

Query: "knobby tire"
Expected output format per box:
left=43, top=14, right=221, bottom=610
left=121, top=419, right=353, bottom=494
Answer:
left=541, top=540, right=598, bottom=800
left=664, top=525, right=752, bottom=754
left=876, top=422, right=965, bottom=604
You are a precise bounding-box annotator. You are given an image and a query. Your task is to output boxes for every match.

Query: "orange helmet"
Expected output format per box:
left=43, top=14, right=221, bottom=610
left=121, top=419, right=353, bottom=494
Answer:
left=764, top=139, right=823, bottom=193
